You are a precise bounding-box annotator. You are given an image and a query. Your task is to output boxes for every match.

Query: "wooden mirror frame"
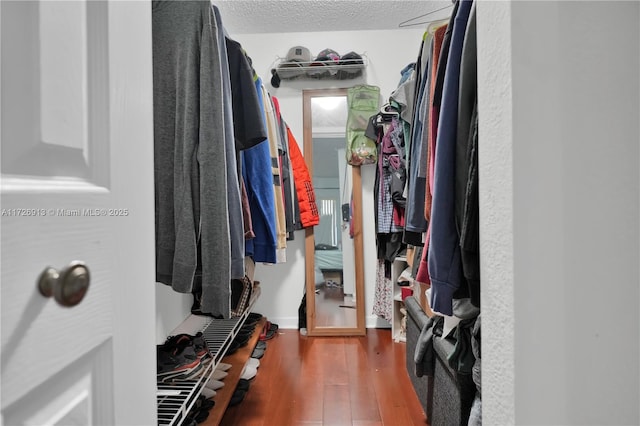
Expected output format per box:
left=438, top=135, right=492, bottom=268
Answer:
left=303, top=88, right=366, bottom=336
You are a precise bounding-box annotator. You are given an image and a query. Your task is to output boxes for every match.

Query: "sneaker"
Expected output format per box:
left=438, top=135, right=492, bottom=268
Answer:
left=156, top=346, right=202, bottom=381
left=247, top=312, right=263, bottom=322
left=233, top=330, right=253, bottom=347
left=240, top=323, right=256, bottom=333
left=200, top=387, right=216, bottom=399
left=225, top=339, right=242, bottom=356
left=240, top=364, right=257, bottom=380
left=178, top=357, right=211, bottom=381
left=205, top=379, right=225, bottom=390
left=259, top=322, right=276, bottom=341
left=246, top=357, right=260, bottom=369
left=217, top=362, right=232, bottom=371
left=211, top=369, right=228, bottom=380
left=236, top=379, right=251, bottom=391
left=228, top=389, right=246, bottom=407
left=164, top=332, right=210, bottom=359
left=251, top=347, right=265, bottom=359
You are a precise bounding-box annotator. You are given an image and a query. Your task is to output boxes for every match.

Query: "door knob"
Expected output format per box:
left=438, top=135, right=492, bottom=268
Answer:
left=37, top=261, right=90, bottom=307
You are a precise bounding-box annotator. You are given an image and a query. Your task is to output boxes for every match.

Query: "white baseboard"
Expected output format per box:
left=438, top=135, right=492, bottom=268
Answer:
left=263, top=316, right=299, bottom=329
left=265, top=315, right=391, bottom=330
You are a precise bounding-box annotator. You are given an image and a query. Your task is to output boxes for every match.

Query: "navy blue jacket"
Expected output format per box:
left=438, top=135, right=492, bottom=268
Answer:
left=428, top=0, right=473, bottom=315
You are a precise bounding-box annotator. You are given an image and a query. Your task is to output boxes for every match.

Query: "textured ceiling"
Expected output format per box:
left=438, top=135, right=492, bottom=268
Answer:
left=213, top=0, right=454, bottom=34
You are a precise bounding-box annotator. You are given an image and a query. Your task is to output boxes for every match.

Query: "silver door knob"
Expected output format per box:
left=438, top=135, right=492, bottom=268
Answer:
left=37, top=261, right=90, bottom=307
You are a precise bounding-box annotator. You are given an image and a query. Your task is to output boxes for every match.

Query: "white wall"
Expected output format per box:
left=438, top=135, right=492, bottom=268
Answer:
left=155, top=283, right=192, bottom=343
left=233, top=28, right=424, bottom=328
left=478, top=1, right=640, bottom=424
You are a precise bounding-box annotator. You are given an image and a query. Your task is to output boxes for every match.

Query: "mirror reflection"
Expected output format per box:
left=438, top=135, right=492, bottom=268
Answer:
left=304, top=90, right=365, bottom=335
left=311, top=96, right=356, bottom=327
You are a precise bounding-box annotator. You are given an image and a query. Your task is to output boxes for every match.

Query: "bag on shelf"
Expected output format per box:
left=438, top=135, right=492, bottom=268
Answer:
left=230, top=275, right=253, bottom=317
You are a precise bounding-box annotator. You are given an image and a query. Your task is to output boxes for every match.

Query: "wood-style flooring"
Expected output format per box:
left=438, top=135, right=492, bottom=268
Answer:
left=220, top=328, right=428, bottom=426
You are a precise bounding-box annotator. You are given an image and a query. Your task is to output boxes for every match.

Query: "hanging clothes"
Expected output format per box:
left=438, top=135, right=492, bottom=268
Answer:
left=427, top=0, right=474, bottom=316
left=240, top=180, right=255, bottom=240
left=403, top=35, right=431, bottom=247
left=152, top=0, right=230, bottom=317
left=415, top=8, right=456, bottom=287
left=224, top=37, right=269, bottom=151
left=455, top=3, right=480, bottom=308
left=271, top=96, right=297, bottom=240
left=286, top=126, right=319, bottom=228
left=243, top=77, right=278, bottom=264
left=375, top=115, right=406, bottom=236
left=261, top=85, right=288, bottom=262
left=212, top=5, right=244, bottom=280
left=373, top=259, right=393, bottom=322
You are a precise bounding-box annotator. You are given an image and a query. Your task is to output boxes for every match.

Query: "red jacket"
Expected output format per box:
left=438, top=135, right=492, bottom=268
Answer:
left=286, top=126, right=319, bottom=228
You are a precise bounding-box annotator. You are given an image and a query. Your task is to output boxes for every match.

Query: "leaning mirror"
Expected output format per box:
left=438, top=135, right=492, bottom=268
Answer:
left=303, top=88, right=365, bottom=336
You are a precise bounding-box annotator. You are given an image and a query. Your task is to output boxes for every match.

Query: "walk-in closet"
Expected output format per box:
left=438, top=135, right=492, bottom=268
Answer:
left=1, top=1, right=638, bottom=426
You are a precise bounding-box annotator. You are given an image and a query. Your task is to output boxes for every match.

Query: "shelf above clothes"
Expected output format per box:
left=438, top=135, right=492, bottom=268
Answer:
left=271, top=55, right=368, bottom=81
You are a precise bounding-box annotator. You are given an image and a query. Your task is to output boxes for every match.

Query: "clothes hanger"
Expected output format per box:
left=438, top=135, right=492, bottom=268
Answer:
left=427, top=18, right=451, bottom=33
left=380, top=103, right=399, bottom=117
left=398, top=4, right=454, bottom=28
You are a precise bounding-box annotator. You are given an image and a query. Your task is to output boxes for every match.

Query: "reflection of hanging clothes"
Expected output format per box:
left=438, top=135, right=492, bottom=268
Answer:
left=286, top=126, right=319, bottom=228
left=349, top=196, right=354, bottom=239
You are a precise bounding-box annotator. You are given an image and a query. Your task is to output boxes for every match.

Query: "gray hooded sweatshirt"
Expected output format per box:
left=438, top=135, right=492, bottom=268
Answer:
left=153, top=0, right=230, bottom=317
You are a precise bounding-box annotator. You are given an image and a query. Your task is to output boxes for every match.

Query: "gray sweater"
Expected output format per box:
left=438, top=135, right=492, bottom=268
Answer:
left=153, top=0, right=230, bottom=317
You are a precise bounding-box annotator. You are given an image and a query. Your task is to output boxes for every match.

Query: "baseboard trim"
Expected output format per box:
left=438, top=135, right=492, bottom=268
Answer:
left=260, top=315, right=392, bottom=330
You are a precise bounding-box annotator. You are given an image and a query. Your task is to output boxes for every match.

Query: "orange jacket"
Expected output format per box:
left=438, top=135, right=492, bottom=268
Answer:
left=286, top=126, right=319, bottom=228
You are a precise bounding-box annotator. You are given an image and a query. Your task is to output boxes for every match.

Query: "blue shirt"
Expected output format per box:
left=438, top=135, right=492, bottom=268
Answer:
left=242, top=77, right=277, bottom=263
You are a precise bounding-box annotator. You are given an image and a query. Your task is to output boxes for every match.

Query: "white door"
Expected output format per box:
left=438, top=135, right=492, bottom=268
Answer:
left=1, top=1, right=156, bottom=425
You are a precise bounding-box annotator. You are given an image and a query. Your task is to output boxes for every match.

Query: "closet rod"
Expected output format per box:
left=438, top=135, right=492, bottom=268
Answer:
left=398, top=4, right=453, bottom=28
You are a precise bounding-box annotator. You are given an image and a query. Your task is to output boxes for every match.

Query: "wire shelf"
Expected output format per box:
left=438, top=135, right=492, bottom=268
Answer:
left=272, top=55, right=368, bottom=81
left=156, top=287, right=261, bottom=425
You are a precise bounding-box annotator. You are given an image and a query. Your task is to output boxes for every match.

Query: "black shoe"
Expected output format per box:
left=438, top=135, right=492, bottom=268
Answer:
left=247, top=312, right=263, bottom=322
left=233, top=330, right=252, bottom=347
left=225, top=339, right=242, bottom=356
left=239, top=323, right=256, bottom=334
left=228, top=389, right=247, bottom=407
left=236, top=379, right=251, bottom=391
left=251, top=346, right=265, bottom=359
left=191, top=292, right=223, bottom=318
left=164, top=332, right=210, bottom=359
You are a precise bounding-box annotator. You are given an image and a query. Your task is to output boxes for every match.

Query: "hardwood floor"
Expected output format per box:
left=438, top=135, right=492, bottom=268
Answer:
left=220, top=328, right=428, bottom=426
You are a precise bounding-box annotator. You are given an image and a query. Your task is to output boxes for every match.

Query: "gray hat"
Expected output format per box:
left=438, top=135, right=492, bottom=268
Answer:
left=285, top=46, right=311, bottom=63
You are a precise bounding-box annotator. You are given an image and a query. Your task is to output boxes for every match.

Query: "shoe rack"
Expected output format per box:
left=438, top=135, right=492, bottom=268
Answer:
left=156, top=286, right=262, bottom=426
left=201, top=316, right=267, bottom=425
